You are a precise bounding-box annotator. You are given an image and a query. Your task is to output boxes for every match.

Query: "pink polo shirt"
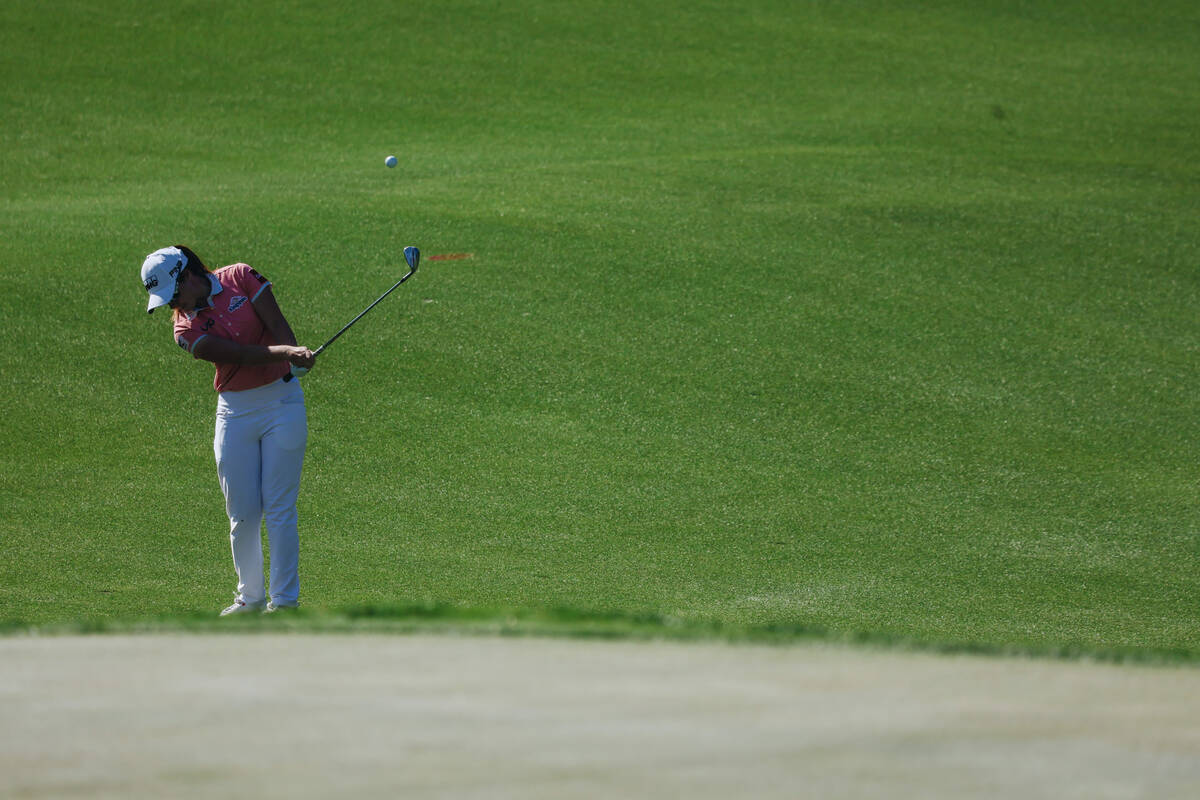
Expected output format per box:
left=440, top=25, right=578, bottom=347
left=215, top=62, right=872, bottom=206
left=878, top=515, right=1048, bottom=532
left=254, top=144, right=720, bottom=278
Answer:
left=173, top=264, right=291, bottom=393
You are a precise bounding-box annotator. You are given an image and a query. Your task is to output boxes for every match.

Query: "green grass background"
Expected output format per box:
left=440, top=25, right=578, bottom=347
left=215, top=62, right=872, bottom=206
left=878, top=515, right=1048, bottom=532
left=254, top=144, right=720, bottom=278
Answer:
left=1, top=0, right=1197, bottom=657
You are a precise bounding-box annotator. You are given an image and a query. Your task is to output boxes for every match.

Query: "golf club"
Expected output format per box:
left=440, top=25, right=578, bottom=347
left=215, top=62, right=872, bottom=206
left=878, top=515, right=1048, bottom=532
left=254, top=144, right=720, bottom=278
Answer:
left=283, top=245, right=419, bottom=381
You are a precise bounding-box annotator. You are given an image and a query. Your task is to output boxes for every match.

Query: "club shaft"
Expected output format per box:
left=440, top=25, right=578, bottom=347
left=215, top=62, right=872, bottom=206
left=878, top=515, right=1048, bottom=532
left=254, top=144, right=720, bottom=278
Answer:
left=313, top=266, right=416, bottom=355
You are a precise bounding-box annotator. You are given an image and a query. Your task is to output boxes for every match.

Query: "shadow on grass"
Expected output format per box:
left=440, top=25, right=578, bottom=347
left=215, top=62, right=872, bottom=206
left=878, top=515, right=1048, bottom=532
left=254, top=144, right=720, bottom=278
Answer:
left=1, top=603, right=1196, bottom=666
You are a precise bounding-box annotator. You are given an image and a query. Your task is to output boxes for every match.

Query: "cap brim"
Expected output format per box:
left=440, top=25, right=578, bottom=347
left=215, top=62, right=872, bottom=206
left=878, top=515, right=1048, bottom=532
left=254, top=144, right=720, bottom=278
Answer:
left=146, top=291, right=173, bottom=314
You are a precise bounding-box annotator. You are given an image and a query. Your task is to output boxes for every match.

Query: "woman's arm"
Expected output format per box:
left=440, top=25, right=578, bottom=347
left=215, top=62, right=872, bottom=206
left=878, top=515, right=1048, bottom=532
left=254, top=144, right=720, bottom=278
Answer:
left=190, top=283, right=314, bottom=367
left=192, top=336, right=314, bottom=367
left=252, top=285, right=300, bottom=348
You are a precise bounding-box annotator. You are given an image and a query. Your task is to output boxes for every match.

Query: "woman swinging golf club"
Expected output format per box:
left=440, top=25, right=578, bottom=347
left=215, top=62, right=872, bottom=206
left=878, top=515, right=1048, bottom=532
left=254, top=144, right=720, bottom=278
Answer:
left=141, top=245, right=315, bottom=615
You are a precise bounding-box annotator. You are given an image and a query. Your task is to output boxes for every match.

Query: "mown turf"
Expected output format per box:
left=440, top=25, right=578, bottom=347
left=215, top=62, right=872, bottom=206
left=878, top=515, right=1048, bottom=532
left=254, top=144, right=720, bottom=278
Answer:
left=1, top=0, right=1197, bottom=657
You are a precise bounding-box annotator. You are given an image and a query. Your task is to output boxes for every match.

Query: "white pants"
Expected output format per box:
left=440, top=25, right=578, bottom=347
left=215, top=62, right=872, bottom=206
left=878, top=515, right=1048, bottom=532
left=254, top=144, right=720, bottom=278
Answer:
left=214, top=378, right=307, bottom=607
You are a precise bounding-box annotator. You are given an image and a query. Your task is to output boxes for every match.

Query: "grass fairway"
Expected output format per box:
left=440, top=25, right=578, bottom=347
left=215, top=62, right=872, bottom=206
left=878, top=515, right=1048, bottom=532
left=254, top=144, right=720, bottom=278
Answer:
left=1, top=0, right=1197, bottom=659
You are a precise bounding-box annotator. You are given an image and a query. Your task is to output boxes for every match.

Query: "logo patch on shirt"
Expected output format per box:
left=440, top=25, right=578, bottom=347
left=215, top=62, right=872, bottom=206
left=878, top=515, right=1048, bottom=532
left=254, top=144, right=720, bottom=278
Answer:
left=228, top=296, right=248, bottom=312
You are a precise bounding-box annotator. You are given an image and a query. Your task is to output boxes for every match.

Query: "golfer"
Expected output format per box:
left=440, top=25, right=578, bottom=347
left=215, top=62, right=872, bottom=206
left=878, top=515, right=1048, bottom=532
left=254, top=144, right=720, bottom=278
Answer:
left=141, top=245, right=315, bottom=615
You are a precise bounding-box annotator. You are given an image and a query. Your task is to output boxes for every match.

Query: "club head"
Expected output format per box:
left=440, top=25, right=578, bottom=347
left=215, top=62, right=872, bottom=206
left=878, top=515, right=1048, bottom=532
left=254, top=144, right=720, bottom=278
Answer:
left=403, top=245, right=420, bottom=273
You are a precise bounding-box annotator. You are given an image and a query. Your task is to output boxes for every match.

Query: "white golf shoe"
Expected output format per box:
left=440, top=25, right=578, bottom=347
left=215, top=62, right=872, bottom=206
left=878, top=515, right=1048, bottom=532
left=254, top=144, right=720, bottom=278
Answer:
left=220, top=597, right=266, bottom=616
left=264, top=601, right=298, bottom=614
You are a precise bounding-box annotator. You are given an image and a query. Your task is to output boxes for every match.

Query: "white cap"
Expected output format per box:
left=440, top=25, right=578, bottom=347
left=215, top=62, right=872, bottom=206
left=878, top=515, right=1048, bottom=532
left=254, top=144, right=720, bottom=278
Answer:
left=141, top=246, right=187, bottom=313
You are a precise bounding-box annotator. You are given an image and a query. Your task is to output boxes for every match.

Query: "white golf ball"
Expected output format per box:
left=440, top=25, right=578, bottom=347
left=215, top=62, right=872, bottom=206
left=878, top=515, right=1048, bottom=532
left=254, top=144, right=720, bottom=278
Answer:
left=385, top=155, right=398, bottom=168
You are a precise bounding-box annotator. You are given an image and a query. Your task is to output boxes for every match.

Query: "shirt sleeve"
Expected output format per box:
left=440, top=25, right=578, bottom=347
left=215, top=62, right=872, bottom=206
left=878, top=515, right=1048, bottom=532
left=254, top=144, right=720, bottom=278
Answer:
left=173, top=318, right=209, bottom=358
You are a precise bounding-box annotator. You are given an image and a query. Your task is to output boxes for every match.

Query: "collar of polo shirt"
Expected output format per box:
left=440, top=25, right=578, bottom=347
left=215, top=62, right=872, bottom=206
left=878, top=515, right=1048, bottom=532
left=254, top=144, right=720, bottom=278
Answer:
left=185, top=273, right=225, bottom=320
